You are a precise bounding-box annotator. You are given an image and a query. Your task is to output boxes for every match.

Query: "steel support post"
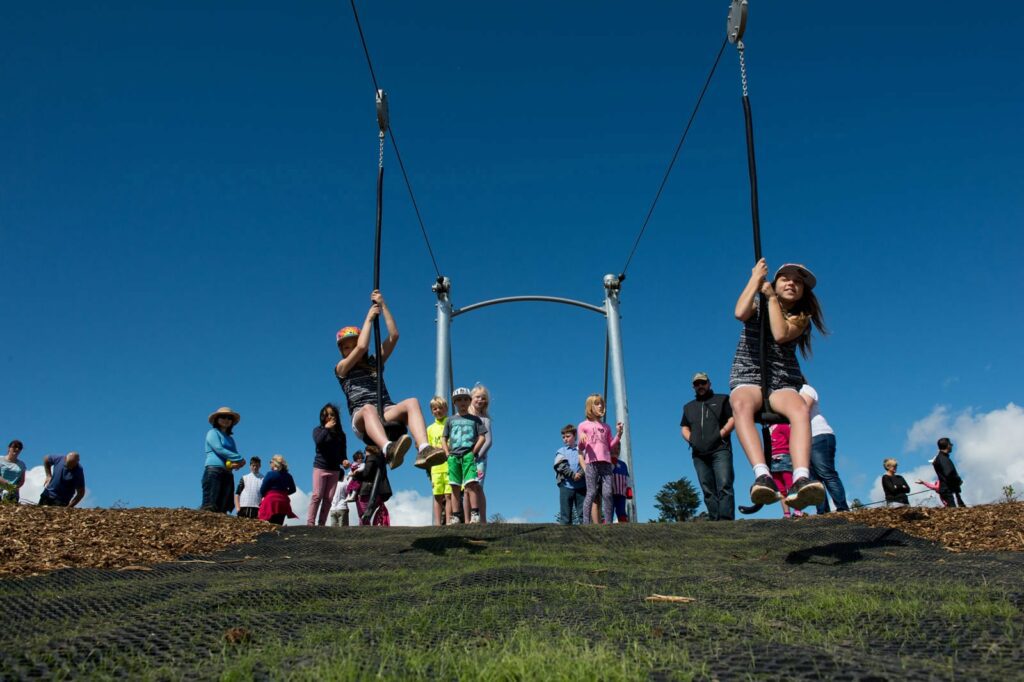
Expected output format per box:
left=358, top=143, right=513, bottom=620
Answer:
left=603, top=274, right=636, bottom=522
left=432, top=277, right=453, bottom=402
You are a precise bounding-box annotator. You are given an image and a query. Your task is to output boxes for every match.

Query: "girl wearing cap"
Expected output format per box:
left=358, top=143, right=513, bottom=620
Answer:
left=729, top=259, right=827, bottom=511
left=335, top=291, right=445, bottom=471
left=202, top=407, right=246, bottom=513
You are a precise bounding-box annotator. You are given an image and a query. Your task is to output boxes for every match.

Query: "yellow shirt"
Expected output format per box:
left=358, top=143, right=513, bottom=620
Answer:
left=427, top=418, right=447, bottom=477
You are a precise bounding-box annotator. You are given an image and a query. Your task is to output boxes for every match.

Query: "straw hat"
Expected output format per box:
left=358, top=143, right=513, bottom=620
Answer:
left=208, top=407, right=241, bottom=426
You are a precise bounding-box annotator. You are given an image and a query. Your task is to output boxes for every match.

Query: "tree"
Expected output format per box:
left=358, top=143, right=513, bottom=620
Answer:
left=654, top=477, right=700, bottom=522
left=1001, top=485, right=1018, bottom=503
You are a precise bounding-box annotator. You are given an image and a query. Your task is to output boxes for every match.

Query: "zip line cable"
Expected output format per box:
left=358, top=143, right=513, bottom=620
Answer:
left=349, top=0, right=443, bottom=279
left=619, top=37, right=728, bottom=278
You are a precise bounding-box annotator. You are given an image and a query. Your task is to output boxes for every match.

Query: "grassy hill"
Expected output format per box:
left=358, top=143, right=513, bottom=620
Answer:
left=1, top=517, right=1021, bottom=680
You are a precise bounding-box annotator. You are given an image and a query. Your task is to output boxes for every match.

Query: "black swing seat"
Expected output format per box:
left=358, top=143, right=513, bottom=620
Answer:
left=754, top=410, right=788, bottom=426
left=359, top=420, right=408, bottom=446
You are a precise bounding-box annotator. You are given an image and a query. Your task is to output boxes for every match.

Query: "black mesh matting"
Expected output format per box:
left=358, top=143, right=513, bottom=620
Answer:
left=1, top=518, right=1021, bottom=680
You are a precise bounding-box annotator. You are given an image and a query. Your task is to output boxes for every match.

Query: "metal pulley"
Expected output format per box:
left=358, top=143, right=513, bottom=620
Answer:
left=375, top=88, right=389, bottom=133
left=727, top=0, right=748, bottom=44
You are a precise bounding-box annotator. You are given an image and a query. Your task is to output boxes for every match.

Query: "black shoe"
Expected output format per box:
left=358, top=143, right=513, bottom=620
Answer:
left=785, top=477, right=826, bottom=510
left=750, top=475, right=782, bottom=505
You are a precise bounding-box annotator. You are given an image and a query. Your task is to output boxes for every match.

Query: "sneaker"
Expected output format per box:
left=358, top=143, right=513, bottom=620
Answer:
left=785, top=477, right=826, bottom=510
left=449, top=514, right=462, bottom=525
left=470, top=511, right=481, bottom=524
left=750, top=475, right=782, bottom=505
left=386, top=435, right=412, bottom=470
left=414, top=445, right=447, bottom=470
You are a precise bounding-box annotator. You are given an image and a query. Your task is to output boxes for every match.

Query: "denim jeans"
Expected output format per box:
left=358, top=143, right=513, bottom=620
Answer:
left=558, top=486, right=585, bottom=524
left=692, top=448, right=735, bottom=521
left=201, top=466, right=234, bottom=513
left=809, top=434, right=849, bottom=514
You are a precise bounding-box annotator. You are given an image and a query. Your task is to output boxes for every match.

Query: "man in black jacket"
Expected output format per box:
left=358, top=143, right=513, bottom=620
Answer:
left=681, top=372, right=736, bottom=520
left=933, top=438, right=966, bottom=507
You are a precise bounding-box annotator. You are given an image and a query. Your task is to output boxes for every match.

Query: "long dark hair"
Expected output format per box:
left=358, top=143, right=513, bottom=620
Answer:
left=782, top=287, right=828, bottom=357
left=319, top=403, right=341, bottom=432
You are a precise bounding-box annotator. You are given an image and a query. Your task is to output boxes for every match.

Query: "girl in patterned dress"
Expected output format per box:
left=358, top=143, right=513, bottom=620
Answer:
left=729, top=259, right=827, bottom=511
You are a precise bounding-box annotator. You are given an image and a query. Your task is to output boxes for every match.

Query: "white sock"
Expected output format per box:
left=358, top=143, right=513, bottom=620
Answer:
left=383, top=440, right=393, bottom=454
left=793, top=467, right=810, bottom=480
left=753, top=464, right=770, bottom=478
left=418, top=443, right=428, bottom=452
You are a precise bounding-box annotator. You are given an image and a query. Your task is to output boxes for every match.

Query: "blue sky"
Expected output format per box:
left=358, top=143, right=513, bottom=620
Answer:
left=3, top=2, right=1022, bottom=522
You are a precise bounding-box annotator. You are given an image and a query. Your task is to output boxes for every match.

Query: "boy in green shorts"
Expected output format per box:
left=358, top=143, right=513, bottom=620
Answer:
left=426, top=396, right=452, bottom=525
left=443, top=387, right=487, bottom=524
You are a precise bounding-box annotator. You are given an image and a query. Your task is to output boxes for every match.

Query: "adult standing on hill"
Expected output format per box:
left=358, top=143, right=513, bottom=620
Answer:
left=680, top=372, right=735, bottom=521
left=799, top=384, right=849, bottom=515
left=881, top=458, right=911, bottom=506
left=38, top=451, right=86, bottom=507
left=202, top=407, right=245, bottom=513
left=933, top=438, right=966, bottom=507
left=1, top=440, right=27, bottom=503
left=308, top=403, right=348, bottom=526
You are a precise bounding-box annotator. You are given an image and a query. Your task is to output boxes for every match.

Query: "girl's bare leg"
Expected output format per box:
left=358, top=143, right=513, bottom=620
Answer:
left=354, top=405, right=389, bottom=451
left=730, top=386, right=766, bottom=467
left=384, top=399, right=429, bottom=447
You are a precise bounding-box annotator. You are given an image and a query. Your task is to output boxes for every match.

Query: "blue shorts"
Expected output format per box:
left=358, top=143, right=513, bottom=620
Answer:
left=770, top=453, right=793, bottom=473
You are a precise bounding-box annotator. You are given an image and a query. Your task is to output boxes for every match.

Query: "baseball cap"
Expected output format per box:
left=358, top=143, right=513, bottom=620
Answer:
left=692, top=372, right=709, bottom=383
left=773, top=263, right=817, bottom=289
left=452, top=387, right=472, bottom=399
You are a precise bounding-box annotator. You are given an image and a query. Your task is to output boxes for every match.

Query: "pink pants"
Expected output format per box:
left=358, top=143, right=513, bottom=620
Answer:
left=307, top=468, right=340, bottom=526
left=772, top=471, right=793, bottom=496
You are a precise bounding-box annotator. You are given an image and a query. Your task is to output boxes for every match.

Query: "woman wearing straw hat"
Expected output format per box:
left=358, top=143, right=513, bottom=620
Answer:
left=202, top=407, right=246, bottom=513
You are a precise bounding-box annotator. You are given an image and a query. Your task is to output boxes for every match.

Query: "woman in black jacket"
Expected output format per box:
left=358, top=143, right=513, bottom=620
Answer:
left=881, top=458, right=911, bottom=506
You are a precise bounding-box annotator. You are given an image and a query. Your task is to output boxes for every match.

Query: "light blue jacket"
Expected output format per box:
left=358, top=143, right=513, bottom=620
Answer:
left=205, top=428, right=245, bottom=468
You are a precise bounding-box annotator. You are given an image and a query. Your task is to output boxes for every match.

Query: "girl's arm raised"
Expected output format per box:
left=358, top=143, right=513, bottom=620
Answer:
left=763, top=287, right=809, bottom=344
left=734, top=259, right=768, bottom=321
left=374, top=290, right=400, bottom=363
left=336, top=304, right=378, bottom=378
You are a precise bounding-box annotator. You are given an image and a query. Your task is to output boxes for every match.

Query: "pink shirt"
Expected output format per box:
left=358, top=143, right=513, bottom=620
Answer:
left=769, top=423, right=791, bottom=459
left=577, top=420, right=620, bottom=464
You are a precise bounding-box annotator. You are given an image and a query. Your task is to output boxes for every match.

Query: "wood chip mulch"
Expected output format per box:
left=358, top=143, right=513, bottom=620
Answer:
left=0, top=506, right=273, bottom=578
left=843, top=502, right=1024, bottom=553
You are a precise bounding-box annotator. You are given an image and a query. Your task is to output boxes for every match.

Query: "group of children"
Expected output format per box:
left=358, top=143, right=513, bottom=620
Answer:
left=425, top=385, right=492, bottom=525
left=331, top=256, right=829, bottom=523
left=553, top=407, right=632, bottom=525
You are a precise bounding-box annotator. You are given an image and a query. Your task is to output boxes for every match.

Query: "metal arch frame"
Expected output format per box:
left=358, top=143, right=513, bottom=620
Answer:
left=453, top=295, right=605, bottom=318
left=432, top=275, right=638, bottom=523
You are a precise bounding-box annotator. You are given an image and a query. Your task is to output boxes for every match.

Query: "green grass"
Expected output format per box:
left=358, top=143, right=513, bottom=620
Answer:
left=1, top=521, right=1021, bottom=680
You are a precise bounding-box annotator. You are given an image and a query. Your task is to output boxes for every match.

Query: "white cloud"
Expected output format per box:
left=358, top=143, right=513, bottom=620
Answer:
left=901, top=403, right=1024, bottom=505
left=18, top=465, right=46, bottom=504
left=386, top=489, right=433, bottom=526
left=284, top=487, right=311, bottom=526
left=285, top=488, right=434, bottom=527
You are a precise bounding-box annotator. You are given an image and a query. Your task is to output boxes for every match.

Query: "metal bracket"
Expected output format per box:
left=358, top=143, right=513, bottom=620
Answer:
left=432, top=276, right=451, bottom=295
left=727, top=0, right=748, bottom=44
left=376, top=88, right=390, bottom=133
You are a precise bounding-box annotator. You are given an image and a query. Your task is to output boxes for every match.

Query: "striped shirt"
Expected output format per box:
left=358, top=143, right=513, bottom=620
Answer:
left=336, top=356, right=394, bottom=417
left=729, top=299, right=807, bottom=392
left=611, top=459, right=630, bottom=497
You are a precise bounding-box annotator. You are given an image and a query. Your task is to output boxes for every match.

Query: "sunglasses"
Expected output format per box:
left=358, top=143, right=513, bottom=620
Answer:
left=693, top=380, right=708, bottom=387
